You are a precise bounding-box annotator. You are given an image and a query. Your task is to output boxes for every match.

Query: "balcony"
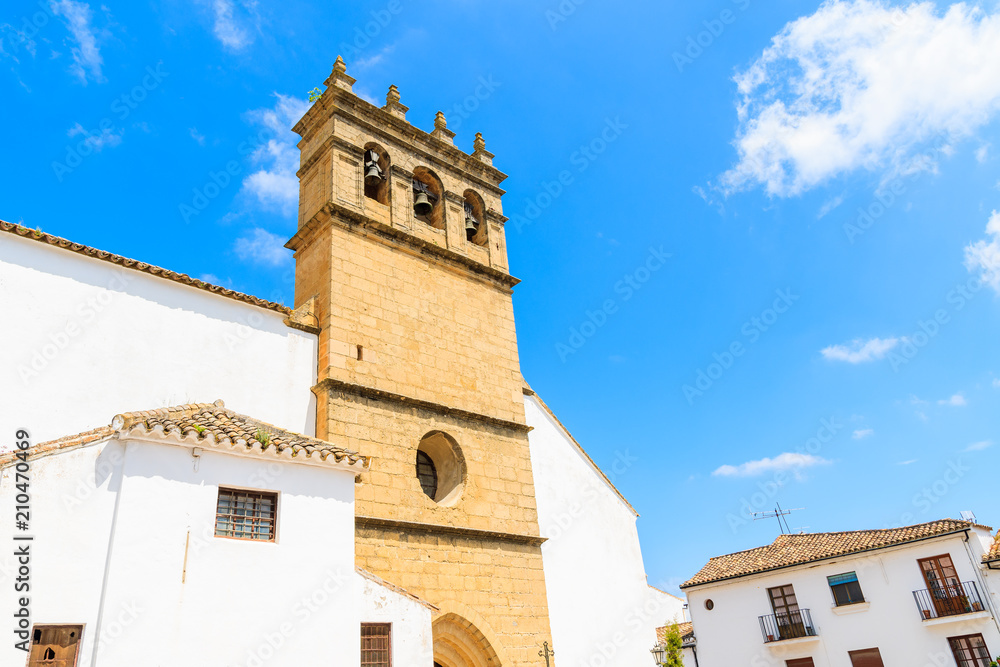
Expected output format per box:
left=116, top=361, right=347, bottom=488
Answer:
left=759, top=609, right=818, bottom=644
left=913, top=581, right=987, bottom=620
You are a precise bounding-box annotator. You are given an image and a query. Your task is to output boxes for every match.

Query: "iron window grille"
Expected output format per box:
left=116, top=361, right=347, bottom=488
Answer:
left=214, top=488, right=277, bottom=542
left=361, top=623, right=392, bottom=667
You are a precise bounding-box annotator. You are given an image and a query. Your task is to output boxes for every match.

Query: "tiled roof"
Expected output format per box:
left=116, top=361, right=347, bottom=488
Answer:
left=656, top=622, right=695, bottom=649
left=986, top=531, right=1000, bottom=563
left=0, top=220, right=290, bottom=314
left=1, top=401, right=368, bottom=471
left=356, top=567, right=439, bottom=612
left=682, top=519, right=990, bottom=588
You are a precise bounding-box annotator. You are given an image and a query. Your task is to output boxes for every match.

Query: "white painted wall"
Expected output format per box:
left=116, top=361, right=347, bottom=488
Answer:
left=0, top=437, right=368, bottom=667
left=0, top=235, right=317, bottom=447
left=525, top=394, right=684, bottom=667
left=684, top=531, right=1000, bottom=667
left=358, top=572, right=435, bottom=667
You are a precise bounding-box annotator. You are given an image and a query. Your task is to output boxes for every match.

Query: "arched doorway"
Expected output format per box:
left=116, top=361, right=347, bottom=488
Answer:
left=432, top=613, right=500, bottom=667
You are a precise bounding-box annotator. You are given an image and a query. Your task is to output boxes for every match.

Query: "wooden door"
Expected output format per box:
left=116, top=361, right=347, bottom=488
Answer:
left=849, top=648, right=885, bottom=667
left=28, top=626, right=82, bottom=667
left=919, top=555, right=966, bottom=616
left=768, top=585, right=804, bottom=639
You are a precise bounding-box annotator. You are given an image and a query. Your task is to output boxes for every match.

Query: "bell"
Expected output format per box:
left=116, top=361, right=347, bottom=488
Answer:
left=413, top=191, right=432, bottom=216
left=465, top=213, right=478, bottom=237
left=364, top=164, right=382, bottom=186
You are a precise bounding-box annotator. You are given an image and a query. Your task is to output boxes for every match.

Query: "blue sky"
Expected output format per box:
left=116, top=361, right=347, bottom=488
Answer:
left=3, top=0, right=1000, bottom=596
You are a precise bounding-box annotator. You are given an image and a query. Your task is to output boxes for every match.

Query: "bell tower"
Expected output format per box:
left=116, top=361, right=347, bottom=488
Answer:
left=289, top=57, right=553, bottom=667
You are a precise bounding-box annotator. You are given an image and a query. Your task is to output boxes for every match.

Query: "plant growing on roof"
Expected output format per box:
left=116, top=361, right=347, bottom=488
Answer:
left=192, top=424, right=205, bottom=435
left=254, top=428, right=271, bottom=446
left=307, top=87, right=322, bottom=102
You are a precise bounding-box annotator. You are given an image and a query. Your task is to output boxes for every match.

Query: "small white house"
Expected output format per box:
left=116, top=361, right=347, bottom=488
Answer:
left=680, top=519, right=1000, bottom=667
left=0, top=401, right=435, bottom=667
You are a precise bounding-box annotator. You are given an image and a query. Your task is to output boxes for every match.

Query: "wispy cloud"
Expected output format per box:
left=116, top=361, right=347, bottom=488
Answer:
left=189, top=127, right=206, bottom=146
left=821, top=337, right=899, bottom=363
left=240, top=93, right=310, bottom=216
left=712, top=452, right=831, bottom=478
left=976, top=144, right=990, bottom=163
left=51, top=0, right=105, bottom=84
left=817, top=195, right=845, bottom=219
left=938, top=393, right=967, bottom=407
left=964, top=440, right=993, bottom=452
left=993, top=379, right=1000, bottom=388
left=852, top=428, right=874, bottom=440
left=210, top=0, right=258, bottom=51
left=720, top=1, right=1000, bottom=196
left=67, top=122, right=122, bottom=151
left=965, top=210, right=1000, bottom=294
left=233, top=228, right=290, bottom=266
left=898, top=459, right=918, bottom=466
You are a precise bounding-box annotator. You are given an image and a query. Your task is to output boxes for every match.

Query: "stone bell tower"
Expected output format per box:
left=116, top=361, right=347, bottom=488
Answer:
left=288, top=57, right=553, bottom=667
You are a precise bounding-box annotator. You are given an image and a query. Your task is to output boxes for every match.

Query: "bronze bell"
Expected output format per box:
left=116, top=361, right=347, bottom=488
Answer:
left=413, top=191, right=432, bottom=216
left=465, top=211, right=479, bottom=238
left=364, top=164, right=382, bottom=186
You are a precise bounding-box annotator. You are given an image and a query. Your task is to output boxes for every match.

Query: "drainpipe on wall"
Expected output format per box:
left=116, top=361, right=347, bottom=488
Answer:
left=962, top=529, right=1000, bottom=639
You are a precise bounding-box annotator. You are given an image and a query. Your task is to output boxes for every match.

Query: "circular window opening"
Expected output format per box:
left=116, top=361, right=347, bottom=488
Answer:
left=705, top=599, right=715, bottom=611
left=416, top=431, right=466, bottom=505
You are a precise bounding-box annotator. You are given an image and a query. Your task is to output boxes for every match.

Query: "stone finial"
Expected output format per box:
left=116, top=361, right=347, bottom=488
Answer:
left=324, top=55, right=356, bottom=93
left=431, top=111, right=456, bottom=145
left=383, top=84, right=409, bottom=120
left=473, top=132, right=495, bottom=166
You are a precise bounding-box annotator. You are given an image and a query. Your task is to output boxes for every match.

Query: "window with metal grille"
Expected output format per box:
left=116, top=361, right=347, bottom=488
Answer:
left=828, top=572, right=865, bottom=606
left=214, top=488, right=277, bottom=542
left=949, top=634, right=993, bottom=667
left=416, top=451, right=438, bottom=500
left=361, top=623, right=392, bottom=667
left=28, top=625, right=82, bottom=667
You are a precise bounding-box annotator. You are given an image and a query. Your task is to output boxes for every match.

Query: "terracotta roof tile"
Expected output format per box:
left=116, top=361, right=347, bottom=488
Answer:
left=655, top=622, right=694, bottom=644
left=1, top=220, right=289, bottom=314
left=985, top=531, right=1000, bottom=563
left=1, top=401, right=368, bottom=471
left=682, top=519, right=990, bottom=588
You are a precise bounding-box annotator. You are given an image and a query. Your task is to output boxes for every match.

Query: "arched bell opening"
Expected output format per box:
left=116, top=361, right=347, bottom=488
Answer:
left=463, top=190, right=488, bottom=247
left=363, top=142, right=391, bottom=205
left=413, top=166, right=445, bottom=229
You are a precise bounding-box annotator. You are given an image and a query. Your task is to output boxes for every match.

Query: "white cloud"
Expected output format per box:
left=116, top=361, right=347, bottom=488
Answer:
left=898, top=459, right=918, bottom=466
left=67, top=122, right=122, bottom=151
left=852, top=428, right=874, bottom=440
left=965, top=440, right=993, bottom=452
left=240, top=93, right=310, bottom=216
left=965, top=210, right=1000, bottom=293
left=712, top=452, right=831, bottom=478
left=189, top=127, right=206, bottom=146
left=233, top=228, right=290, bottom=266
left=817, top=195, right=845, bottom=219
left=976, top=144, right=990, bottom=163
left=51, top=0, right=105, bottom=84
left=210, top=0, right=258, bottom=51
left=720, top=1, right=1000, bottom=196
left=938, top=393, right=967, bottom=406
left=821, top=337, right=899, bottom=363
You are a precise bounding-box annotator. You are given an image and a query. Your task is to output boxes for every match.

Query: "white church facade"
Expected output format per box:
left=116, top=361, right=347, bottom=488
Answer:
left=0, top=55, right=682, bottom=667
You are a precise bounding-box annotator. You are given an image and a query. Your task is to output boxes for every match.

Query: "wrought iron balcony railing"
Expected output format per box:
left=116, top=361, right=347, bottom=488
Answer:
left=913, top=581, right=987, bottom=620
left=759, top=609, right=817, bottom=643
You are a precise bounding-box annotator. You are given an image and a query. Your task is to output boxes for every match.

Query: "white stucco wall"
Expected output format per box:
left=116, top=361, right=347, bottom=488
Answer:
left=684, top=531, right=1000, bottom=667
left=0, top=234, right=317, bottom=447
left=525, top=394, right=684, bottom=667
left=358, top=572, right=435, bottom=667
left=0, top=437, right=362, bottom=666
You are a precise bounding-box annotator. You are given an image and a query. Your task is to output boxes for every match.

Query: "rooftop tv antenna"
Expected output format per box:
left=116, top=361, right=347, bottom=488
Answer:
left=753, top=503, right=804, bottom=535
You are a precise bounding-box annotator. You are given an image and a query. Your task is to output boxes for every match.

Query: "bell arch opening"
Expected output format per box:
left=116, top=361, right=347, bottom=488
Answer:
left=433, top=614, right=500, bottom=667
